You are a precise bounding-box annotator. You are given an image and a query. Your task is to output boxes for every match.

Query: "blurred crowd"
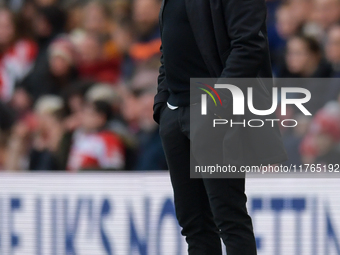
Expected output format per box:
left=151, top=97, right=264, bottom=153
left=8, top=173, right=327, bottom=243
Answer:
left=0, top=0, right=339, bottom=171
left=267, top=0, right=340, bottom=166
left=0, top=0, right=167, bottom=171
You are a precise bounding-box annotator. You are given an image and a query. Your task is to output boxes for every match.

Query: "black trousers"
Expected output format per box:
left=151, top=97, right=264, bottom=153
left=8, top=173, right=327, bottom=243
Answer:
left=159, top=105, right=257, bottom=255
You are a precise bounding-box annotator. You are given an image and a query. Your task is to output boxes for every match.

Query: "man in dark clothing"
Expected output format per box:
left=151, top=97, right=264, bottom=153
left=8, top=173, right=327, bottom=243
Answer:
left=153, top=0, right=287, bottom=254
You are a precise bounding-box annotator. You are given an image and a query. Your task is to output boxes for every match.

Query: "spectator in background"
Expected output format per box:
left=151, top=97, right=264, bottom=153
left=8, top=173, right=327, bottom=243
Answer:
left=20, top=4, right=67, bottom=101
left=312, top=0, right=340, bottom=32
left=300, top=0, right=340, bottom=41
left=111, top=0, right=131, bottom=22
left=62, top=80, right=93, bottom=132
left=0, top=100, right=15, bottom=132
left=5, top=119, right=31, bottom=170
left=0, top=101, right=15, bottom=170
left=128, top=68, right=167, bottom=170
left=281, top=35, right=332, bottom=114
left=113, top=18, right=135, bottom=80
left=290, top=0, right=313, bottom=25
left=325, top=22, right=340, bottom=101
left=0, top=132, right=8, bottom=170
left=282, top=114, right=312, bottom=166
left=0, top=7, right=37, bottom=101
left=301, top=102, right=340, bottom=164
left=120, top=79, right=140, bottom=132
left=82, top=0, right=122, bottom=73
left=56, top=80, right=95, bottom=169
left=85, top=83, right=129, bottom=138
left=276, top=2, right=301, bottom=43
left=65, top=0, right=84, bottom=32
left=29, top=95, right=65, bottom=170
left=67, top=100, right=125, bottom=171
left=85, top=83, right=137, bottom=170
left=270, top=2, right=302, bottom=72
left=129, top=0, right=161, bottom=63
left=16, top=0, right=36, bottom=38
left=35, top=0, right=61, bottom=7
left=300, top=134, right=318, bottom=164
left=82, top=0, right=112, bottom=40
left=9, top=86, right=36, bottom=134
left=14, top=35, right=78, bottom=106
left=76, top=32, right=121, bottom=83
left=326, top=22, right=340, bottom=74
left=43, top=36, right=78, bottom=94
left=283, top=34, right=332, bottom=77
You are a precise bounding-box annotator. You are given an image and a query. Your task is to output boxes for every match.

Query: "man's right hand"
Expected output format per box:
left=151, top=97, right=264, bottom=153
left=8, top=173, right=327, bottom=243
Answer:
left=153, top=102, right=167, bottom=125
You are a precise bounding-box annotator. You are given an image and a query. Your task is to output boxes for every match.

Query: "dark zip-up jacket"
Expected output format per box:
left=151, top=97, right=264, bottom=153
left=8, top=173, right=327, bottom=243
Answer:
left=154, top=0, right=288, bottom=166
